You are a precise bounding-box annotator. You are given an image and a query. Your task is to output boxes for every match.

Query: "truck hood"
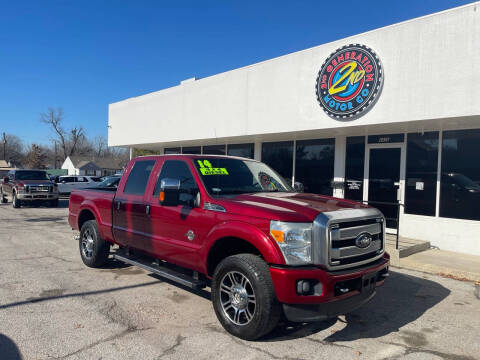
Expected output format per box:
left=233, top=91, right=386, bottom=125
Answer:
left=17, top=180, right=54, bottom=186
left=218, top=192, right=369, bottom=222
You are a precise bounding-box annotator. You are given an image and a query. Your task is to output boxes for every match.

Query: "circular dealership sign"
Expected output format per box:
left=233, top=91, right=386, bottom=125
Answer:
left=315, top=44, right=383, bottom=120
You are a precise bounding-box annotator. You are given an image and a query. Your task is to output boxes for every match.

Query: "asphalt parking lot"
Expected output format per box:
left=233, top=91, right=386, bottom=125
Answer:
left=0, top=201, right=479, bottom=360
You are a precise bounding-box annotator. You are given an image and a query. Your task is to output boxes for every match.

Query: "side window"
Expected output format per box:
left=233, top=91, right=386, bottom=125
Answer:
left=61, top=177, right=75, bottom=183
left=123, top=160, right=155, bottom=195
left=154, top=160, right=198, bottom=206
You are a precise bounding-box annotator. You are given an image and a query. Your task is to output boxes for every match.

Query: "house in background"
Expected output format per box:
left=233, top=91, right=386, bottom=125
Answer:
left=61, top=156, right=125, bottom=176
left=0, top=159, right=16, bottom=178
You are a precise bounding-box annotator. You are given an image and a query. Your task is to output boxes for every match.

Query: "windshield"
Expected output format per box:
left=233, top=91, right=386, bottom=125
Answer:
left=15, top=171, right=50, bottom=181
left=193, top=158, right=292, bottom=196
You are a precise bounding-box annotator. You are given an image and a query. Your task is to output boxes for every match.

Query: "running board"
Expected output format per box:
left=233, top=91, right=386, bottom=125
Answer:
left=113, top=252, right=206, bottom=290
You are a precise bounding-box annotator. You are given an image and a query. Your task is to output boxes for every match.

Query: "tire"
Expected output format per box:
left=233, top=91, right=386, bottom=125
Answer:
left=79, top=220, right=110, bottom=268
left=0, top=187, right=7, bottom=203
left=49, top=199, right=59, bottom=207
left=211, top=254, right=281, bottom=340
left=12, top=192, right=21, bottom=208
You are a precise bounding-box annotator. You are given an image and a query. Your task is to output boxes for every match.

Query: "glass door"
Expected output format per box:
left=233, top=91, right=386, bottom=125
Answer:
left=365, top=146, right=404, bottom=231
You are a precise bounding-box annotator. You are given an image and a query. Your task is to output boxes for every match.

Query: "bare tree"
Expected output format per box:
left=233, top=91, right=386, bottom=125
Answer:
left=92, top=135, right=107, bottom=157
left=1, top=133, right=25, bottom=166
left=40, top=107, right=84, bottom=161
left=24, top=144, right=47, bottom=169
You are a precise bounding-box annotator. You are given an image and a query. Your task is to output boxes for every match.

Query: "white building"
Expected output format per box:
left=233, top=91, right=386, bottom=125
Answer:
left=61, top=156, right=124, bottom=176
left=108, top=3, right=480, bottom=256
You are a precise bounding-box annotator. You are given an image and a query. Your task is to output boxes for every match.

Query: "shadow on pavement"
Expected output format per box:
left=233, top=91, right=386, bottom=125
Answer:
left=0, top=334, right=22, bottom=360
left=0, top=281, right=160, bottom=310
left=263, top=270, right=450, bottom=342
left=18, top=198, right=69, bottom=209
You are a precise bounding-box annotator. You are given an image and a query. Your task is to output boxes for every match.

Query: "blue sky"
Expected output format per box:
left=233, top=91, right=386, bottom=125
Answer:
left=0, top=0, right=475, bottom=146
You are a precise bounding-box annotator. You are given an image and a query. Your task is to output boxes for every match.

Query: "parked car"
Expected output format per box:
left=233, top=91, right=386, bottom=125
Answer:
left=55, top=175, right=100, bottom=196
left=1, top=169, right=59, bottom=208
left=68, top=155, right=389, bottom=340
left=86, top=175, right=121, bottom=189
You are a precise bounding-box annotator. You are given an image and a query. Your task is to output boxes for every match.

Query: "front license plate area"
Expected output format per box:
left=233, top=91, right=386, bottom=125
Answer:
left=361, top=272, right=377, bottom=293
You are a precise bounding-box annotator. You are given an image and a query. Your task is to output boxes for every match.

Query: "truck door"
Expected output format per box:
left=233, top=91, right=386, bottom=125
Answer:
left=2, top=171, right=14, bottom=197
left=144, top=159, right=212, bottom=272
left=112, top=159, right=156, bottom=247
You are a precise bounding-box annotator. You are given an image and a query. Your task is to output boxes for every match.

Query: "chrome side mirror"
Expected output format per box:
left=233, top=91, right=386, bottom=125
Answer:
left=158, top=178, right=181, bottom=206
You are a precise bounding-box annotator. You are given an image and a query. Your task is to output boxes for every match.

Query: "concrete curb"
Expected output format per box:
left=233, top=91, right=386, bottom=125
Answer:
left=390, top=258, right=480, bottom=283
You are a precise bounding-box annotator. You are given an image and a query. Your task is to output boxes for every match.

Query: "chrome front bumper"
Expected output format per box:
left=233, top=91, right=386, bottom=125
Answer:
left=17, top=193, right=59, bottom=201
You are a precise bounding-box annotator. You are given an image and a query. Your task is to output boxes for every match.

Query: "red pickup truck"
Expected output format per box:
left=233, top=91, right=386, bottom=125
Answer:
left=69, top=155, right=389, bottom=340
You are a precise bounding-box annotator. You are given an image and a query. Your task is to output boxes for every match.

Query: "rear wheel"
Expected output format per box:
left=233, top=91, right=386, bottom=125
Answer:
left=211, top=254, right=281, bottom=340
left=0, top=187, right=7, bottom=203
left=12, top=192, right=21, bottom=208
left=79, top=220, right=110, bottom=268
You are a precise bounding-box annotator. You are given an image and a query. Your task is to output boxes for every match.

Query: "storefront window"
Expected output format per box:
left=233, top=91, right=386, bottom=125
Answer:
left=405, top=132, right=439, bottom=216
left=261, top=141, right=293, bottom=183
left=345, top=136, right=365, bottom=201
left=440, top=129, right=480, bottom=221
left=295, top=139, right=334, bottom=195
left=203, top=145, right=226, bottom=155
left=164, top=147, right=181, bottom=154
left=182, top=146, right=201, bottom=154
left=227, top=143, right=254, bottom=159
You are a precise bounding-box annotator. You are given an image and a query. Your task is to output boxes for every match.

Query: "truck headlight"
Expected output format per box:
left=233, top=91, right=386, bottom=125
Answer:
left=270, top=221, right=312, bottom=265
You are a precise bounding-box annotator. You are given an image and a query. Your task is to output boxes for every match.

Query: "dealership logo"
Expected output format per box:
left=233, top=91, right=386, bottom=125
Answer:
left=355, top=232, right=373, bottom=249
left=316, top=44, right=383, bottom=120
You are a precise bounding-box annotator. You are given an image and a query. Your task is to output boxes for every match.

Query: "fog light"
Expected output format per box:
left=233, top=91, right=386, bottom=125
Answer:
left=296, top=280, right=323, bottom=296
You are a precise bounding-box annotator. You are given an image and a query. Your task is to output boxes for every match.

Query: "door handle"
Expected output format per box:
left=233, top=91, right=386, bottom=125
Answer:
left=115, top=201, right=122, bottom=210
left=146, top=205, right=150, bottom=215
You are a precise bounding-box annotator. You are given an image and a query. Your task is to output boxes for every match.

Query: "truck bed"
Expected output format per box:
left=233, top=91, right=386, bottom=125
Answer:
left=68, top=188, right=116, bottom=242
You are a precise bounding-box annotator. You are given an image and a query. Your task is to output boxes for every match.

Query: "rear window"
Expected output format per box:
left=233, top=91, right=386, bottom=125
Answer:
left=60, top=177, right=76, bottom=183
left=123, top=160, right=155, bottom=195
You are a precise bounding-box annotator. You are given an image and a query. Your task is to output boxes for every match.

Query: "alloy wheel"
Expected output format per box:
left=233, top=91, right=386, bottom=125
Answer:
left=220, top=271, right=256, bottom=326
left=81, top=229, right=95, bottom=259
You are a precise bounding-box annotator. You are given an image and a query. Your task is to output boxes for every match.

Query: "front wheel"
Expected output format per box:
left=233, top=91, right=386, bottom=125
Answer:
left=0, top=188, right=7, bottom=203
left=79, top=220, right=110, bottom=268
left=12, top=193, right=21, bottom=208
left=211, top=254, right=281, bottom=340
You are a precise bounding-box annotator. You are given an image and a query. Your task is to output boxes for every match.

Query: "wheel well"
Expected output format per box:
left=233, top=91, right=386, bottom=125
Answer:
left=78, top=209, right=96, bottom=230
left=207, top=237, right=262, bottom=276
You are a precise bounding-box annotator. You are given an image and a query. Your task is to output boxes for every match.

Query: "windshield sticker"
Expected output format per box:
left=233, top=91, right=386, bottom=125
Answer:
left=197, top=160, right=229, bottom=176
left=259, top=172, right=277, bottom=190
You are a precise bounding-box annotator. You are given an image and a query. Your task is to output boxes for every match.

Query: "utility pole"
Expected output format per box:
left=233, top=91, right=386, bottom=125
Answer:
left=2, top=132, right=6, bottom=161
left=54, top=140, right=58, bottom=169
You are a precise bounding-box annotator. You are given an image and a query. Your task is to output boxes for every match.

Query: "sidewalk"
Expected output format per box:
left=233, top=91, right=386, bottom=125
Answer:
left=389, top=247, right=480, bottom=282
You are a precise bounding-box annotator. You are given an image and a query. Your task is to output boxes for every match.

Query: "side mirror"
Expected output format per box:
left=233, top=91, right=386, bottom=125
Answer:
left=3, top=176, right=9, bottom=183
left=293, top=181, right=304, bottom=193
left=159, top=178, right=181, bottom=206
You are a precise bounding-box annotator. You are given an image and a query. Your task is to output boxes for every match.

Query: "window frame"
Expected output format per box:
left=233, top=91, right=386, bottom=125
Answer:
left=152, top=159, right=200, bottom=207
left=121, top=159, right=156, bottom=197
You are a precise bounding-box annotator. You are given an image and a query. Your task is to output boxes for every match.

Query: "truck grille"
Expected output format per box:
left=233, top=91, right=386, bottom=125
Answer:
left=312, top=208, right=385, bottom=270
left=27, top=185, right=51, bottom=193
left=329, top=219, right=384, bottom=267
